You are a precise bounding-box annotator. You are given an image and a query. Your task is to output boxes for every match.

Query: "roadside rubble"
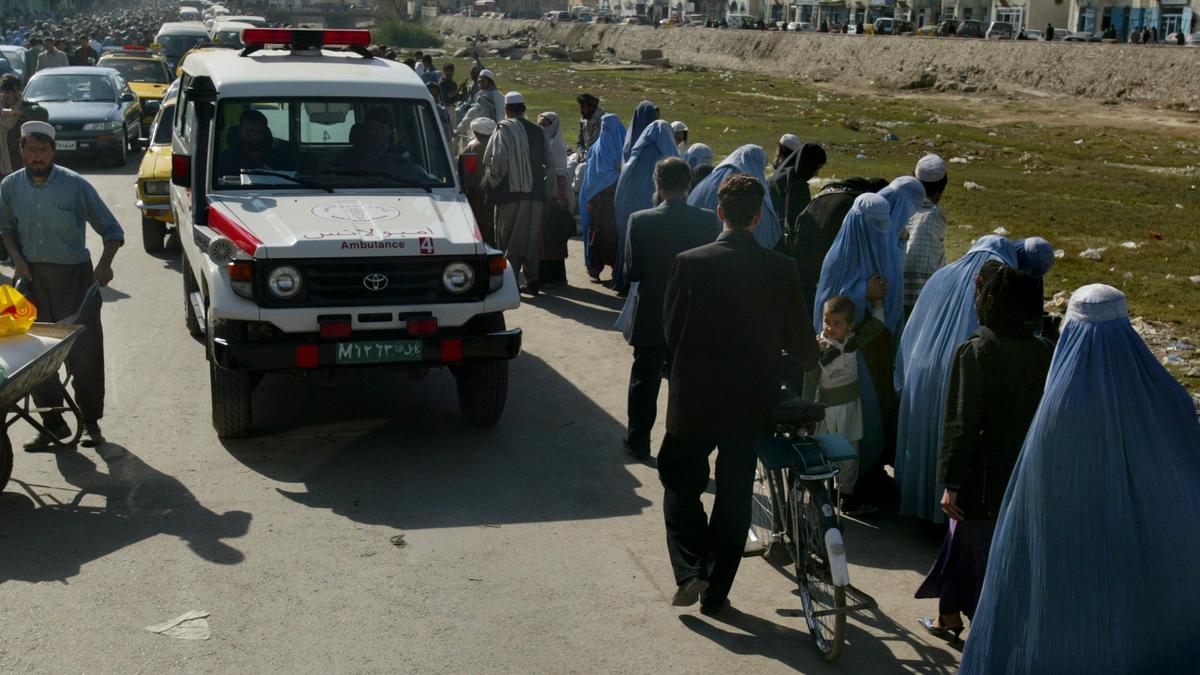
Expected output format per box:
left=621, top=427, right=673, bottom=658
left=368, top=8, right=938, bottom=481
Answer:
left=444, top=29, right=670, bottom=67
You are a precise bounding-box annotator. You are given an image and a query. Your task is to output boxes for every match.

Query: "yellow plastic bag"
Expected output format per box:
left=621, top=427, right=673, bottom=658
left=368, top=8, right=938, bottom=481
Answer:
left=0, top=284, right=37, bottom=337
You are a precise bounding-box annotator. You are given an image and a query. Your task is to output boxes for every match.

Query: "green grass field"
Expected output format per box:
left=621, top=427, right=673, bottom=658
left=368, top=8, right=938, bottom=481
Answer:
left=442, top=57, right=1200, bottom=387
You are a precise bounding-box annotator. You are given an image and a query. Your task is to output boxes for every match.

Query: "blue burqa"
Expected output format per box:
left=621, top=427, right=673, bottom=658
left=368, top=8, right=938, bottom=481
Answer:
left=809, top=193, right=893, bottom=475
left=577, top=113, right=626, bottom=269
left=877, top=176, right=925, bottom=332
left=961, top=284, right=1200, bottom=673
left=683, top=143, right=713, bottom=169
left=687, top=145, right=780, bottom=249
left=622, top=100, right=658, bottom=163
left=611, top=120, right=678, bottom=293
left=893, top=235, right=1019, bottom=522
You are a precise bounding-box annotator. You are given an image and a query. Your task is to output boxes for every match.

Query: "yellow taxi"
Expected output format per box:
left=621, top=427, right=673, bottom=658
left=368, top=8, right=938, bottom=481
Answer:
left=135, top=78, right=179, bottom=253
left=97, top=48, right=173, bottom=130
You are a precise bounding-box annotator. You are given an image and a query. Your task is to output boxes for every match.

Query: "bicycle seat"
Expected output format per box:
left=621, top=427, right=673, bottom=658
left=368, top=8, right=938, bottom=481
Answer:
left=771, top=390, right=825, bottom=427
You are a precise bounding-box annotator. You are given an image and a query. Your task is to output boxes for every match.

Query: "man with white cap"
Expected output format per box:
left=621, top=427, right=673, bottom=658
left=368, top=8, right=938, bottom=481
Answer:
left=481, top=92, right=554, bottom=295
left=465, top=116, right=497, bottom=246
left=670, top=121, right=688, bottom=154
left=774, top=133, right=802, bottom=169
left=453, top=68, right=504, bottom=153
left=904, top=153, right=949, bottom=316
left=0, top=120, right=123, bottom=450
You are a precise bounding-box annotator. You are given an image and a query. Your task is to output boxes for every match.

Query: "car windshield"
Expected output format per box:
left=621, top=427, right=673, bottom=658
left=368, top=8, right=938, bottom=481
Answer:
left=1, top=49, right=23, bottom=70
left=25, top=74, right=116, bottom=102
left=156, top=33, right=207, bottom=56
left=213, top=97, right=454, bottom=191
left=106, top=59, right=170, bottom=84
left=213, top=30, right=244, bottom=48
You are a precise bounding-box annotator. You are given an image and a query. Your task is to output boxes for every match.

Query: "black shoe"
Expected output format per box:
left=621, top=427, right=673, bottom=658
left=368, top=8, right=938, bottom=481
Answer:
left=519, top=282, right=540, bottom=297
left=80, top=421, right=105, bottom=448
left=23, top=423, right=73, bottom=453
left=671, top=578, right=709, bottom=607
left=918, top=616, right=964, bottom=643
left=699, top=597, right=730, bottom=617
left=842, top=495, right=879, bottom=518
left=623, top=436, right=650, bottom=460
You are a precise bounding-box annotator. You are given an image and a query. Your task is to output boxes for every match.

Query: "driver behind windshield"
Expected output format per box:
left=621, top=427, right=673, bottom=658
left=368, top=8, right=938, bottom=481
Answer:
left=217, top=108, right=296, bottom=177
left=335, top=106, right=412, bottom=173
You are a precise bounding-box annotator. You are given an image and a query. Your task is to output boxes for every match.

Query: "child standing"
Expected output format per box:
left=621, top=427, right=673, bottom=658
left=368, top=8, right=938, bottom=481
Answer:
left=806, top=277, right=888, bottom=516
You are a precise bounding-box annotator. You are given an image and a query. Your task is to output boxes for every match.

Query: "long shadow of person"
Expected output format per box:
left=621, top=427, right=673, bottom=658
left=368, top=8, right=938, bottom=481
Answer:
left=0, top=443, right=251, bottom=584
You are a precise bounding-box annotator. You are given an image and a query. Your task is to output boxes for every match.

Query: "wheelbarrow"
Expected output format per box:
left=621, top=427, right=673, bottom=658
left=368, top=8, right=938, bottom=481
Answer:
left=0, top=282, right=100, bottom=493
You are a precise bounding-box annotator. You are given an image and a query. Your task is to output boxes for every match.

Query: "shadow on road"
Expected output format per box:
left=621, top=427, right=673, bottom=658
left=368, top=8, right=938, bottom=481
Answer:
left=221, top=351, right=652, bottom=530
left=842, top=514, right=942, bottom=574
left=523, top=282, right=622, bottom=331
left=681, top=598, right=959, bottom=673
left=0, top=442, right=250, bottom=585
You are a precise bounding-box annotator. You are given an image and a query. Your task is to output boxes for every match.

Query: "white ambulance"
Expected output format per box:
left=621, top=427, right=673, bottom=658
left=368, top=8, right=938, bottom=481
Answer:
left=170, top=28, right=521, bottom=438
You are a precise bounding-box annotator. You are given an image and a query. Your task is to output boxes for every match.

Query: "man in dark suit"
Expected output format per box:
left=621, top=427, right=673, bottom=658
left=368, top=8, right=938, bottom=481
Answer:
left=659, top=173, right=819, bottom=615
left=623, top=157, right=721, bottom=460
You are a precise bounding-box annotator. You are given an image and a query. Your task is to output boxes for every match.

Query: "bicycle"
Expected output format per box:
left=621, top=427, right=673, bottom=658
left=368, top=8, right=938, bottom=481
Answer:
left=748, top=393, right=877, bottom=662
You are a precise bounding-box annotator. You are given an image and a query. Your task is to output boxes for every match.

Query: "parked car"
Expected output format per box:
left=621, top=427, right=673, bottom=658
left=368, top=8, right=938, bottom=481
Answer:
left=986, top=21, right=1014, bottom=39
left=1064, top=31, right=1091, bottom=42
left=956, top=20, right=986, bottom=38
left=786, top=22, right=813, bottom=31
left=1188, top=32, right=1200, bottom=47
left=1022, top=28, right=1043, bottom=40
left=135, top=78, right=179, bottom=253
left=545, top=11, right=572, bottom=22
left=1053, top=28, right=1070, bottom=40
left=22, top=66, right=143, bottom=165
left=936, top=20, right=958, bottom=36
left=914, top=24, right=940, bottom=37
left=0, top=45, right=26, bottom=82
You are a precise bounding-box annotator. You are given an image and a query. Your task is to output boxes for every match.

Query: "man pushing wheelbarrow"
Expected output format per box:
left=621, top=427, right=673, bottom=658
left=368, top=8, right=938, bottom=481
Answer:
left=0, top=121, right=123, bottom=451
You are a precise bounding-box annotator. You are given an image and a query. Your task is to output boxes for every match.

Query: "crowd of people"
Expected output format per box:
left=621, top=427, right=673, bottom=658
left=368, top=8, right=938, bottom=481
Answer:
left=0, top=1, right=1196, bottom=666
left=448, top=63, right=1200, bottom=666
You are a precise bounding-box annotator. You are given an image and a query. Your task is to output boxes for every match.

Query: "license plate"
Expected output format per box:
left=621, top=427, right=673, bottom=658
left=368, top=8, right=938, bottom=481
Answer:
left=335, top=340, right=423, bottom=365
left=55, top=140, right=76, bottom=151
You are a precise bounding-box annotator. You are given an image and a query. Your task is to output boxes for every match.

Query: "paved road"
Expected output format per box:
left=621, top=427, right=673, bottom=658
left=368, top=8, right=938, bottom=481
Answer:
left=0, top=159, right=960, bottom=672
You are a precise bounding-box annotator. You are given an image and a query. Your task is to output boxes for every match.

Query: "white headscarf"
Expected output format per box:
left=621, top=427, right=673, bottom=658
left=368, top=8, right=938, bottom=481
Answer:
left=538, top=111, right=569, bottom=177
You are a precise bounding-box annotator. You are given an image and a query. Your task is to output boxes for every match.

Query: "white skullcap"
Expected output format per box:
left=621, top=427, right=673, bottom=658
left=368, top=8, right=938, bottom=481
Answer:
left=915, top=153, right=947, bottom=182
left=504, top=91, right=524, bottom=105
left=1066, top=284, right=1128, bottom=323
left=21, top=120, right=55, bottom=140
left=671, top=120, right=688, bottom=133
left=478, top=69, right=495, bottom=82
left=470, top=117, right=496, bottom=135
left=779, top=133, right=802, bottom=151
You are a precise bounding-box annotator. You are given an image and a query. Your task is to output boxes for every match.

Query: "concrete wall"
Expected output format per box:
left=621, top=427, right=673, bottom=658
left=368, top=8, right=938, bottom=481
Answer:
left=428, top=15, right=1200, bottom=108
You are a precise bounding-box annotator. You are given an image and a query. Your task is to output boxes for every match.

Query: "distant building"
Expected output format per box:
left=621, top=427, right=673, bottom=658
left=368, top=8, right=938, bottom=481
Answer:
left=1068, top=0, right=1195, bottom=37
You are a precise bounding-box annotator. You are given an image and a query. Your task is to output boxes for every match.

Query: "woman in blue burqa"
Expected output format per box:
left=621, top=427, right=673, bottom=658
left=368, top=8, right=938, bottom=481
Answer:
left=622, top=100, right=659, bottom=163
left=858, top=175, right=924, bottom=484
left=894, top=235, right=1055, bottom=523
left=687, top=144, right=780, bottom=249
left=610, top=119, right=678, bottom=295
left=960, top=284, right=1200, bottom=673
left=578, top=113, right=625, bottom=282
left=806, top=193, right=894, bottom=495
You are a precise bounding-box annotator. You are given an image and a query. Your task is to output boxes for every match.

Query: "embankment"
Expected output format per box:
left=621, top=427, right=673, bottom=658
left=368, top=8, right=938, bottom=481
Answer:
left=428, top=16, right=1200, bottom=109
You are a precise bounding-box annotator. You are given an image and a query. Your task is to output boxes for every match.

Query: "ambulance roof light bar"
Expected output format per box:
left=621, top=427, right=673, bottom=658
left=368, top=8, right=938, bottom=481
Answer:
left=239, top=28, right=373, bottom=58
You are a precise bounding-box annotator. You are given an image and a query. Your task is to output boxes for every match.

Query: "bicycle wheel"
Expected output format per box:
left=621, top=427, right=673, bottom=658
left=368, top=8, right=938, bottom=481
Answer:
left=792, top=477, right=847, bottom=662
left=750, top=461, right=793, bottom=564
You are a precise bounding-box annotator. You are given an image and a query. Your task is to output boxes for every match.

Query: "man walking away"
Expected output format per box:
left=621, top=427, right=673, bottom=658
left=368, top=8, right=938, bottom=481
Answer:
left=904, top=154, right=949, bottom=316
left=575, top=93, right=604, bottom=161
left=658, top=174, right=818, bottom=615
left=482, top=92, right=552, bottom=296
left=623, top=157, right=721, bottom=460
left=0, top=121, right=123, bottom=450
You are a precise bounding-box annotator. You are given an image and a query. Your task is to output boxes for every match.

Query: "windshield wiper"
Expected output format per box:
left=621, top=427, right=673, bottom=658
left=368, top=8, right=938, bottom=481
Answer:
left=314, top=168, right=434, bottom=193
left=231, top=169, right=334, bottom=193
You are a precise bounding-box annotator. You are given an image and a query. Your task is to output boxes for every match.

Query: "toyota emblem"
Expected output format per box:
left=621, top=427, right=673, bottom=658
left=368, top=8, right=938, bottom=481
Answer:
left=363, top=273, right=389, bottom=291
